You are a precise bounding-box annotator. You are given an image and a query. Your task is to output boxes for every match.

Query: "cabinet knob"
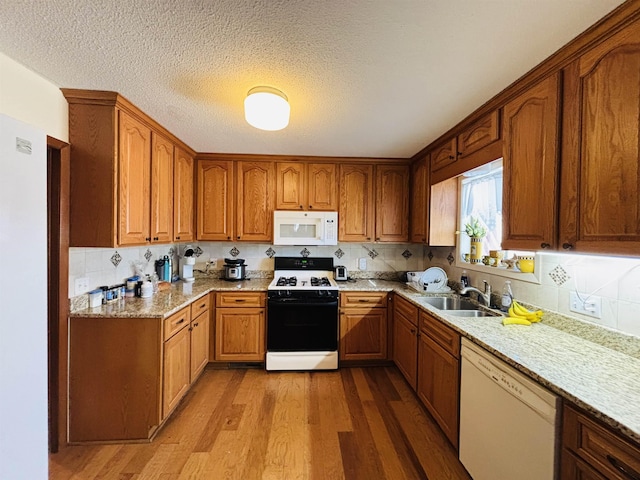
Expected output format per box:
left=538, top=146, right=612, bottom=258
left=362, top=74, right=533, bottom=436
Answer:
left=300, top=205, right=303, bottom=209
left=376, top=237, right=380, bottom=241
left=457, top=152, right=462, bottom=157
left=540, top=242, right=550, bottom=249
left=194, top=322, right=199, bottom=327
left=153, top=237, right=159, bottom=241
left=176, top=236, right=180, bottom=240
left=309, top=205, right=313, bottom=209
left=145, top=237, right=151, bottom=242
left=562, top=243, right=573, bottom=250
left=237, top=236, right=241, bottom=239
left=449, top=155, right=455, bottom=160
left=410, top=328, right=416, bottom=335
left=227, top=236, right=231, bottom=240
left=367, top=237, right=371, bottom=240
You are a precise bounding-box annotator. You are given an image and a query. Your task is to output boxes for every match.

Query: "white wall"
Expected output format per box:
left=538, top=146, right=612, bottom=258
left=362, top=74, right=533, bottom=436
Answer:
left=0, top=51, right=68, bottom=480
left=0, top=51, right=68, bottom=143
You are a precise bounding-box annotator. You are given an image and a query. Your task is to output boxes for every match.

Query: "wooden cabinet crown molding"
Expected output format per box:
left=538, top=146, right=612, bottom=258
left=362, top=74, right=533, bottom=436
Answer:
left=61, top=89, right=195, bottom=157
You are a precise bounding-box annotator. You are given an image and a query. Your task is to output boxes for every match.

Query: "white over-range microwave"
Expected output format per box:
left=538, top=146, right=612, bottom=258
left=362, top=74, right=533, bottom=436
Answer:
left=273, top=210, right=338, bottom=246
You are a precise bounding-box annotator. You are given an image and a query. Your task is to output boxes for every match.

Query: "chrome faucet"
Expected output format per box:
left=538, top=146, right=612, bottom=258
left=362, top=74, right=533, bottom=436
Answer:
left=459, top=280, right=492, bottom=306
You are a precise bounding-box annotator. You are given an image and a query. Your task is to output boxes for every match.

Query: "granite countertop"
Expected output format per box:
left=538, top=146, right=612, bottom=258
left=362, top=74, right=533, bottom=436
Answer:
left=70, top=277, right=640, bottom=445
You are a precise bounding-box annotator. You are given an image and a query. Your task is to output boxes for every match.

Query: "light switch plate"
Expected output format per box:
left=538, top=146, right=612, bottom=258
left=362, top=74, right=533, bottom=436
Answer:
left=358, top=257, right=367, bottom=270
left=75, top=277, right=89, bottom=295
left=570, top=291, right=602, bottom=319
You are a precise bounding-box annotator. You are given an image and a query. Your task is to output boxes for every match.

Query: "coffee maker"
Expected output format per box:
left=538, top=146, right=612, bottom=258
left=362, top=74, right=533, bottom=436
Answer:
left=180, top=245, right=195, bottom=282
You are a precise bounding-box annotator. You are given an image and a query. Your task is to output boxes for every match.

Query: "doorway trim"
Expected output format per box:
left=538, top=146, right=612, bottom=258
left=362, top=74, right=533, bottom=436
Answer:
left=47, top=136, right=70, bottom=452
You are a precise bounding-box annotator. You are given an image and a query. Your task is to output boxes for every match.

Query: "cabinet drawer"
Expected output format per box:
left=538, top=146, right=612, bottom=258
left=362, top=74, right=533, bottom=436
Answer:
left=563, top=405, right=640, bottom=480
left=394, top=295, right=418, bottom=326
left=164, top=306, right=191, bottom=341
left=419, top=311, right=460, bottom=357
left=340, top=292, right=388, bottom=308
left=191, top=294, right=211, bottom=318
left=216, top=291, right=265, bottom=308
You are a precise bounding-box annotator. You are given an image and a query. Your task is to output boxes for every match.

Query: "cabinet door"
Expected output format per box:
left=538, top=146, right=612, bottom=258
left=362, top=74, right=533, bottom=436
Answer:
left=561, top=20, right=640, bottom=255
left=430, top=138, right=457, bottom=173
left=457, top=110, right=500, bottom=158
left=502, top=73, right=560, bottom=251
left=237, top=161, right=275, bottom=242
left=429, top=177, right=458, bottom=246
left=276, top=162, right=305, bottom=210
left=339, top=308, right=387, bottom=361
left=393, top=312, right=418, bottom=389
left=190, top=312, right=210, bottom=382
left=339, top=164, right=374, bottom=242
left=375, top=164, right=409, bottom=242
left=150, top=133, right=174, bottom=243
left=163, top=326, right=190, bottom=419
left=308, top=163, right=337, bottom=210
left=417, top=333, right=459, bottom=448
left=561, top=451, right=608, bottom=480
left=215, top=308, right=265, bottom=361
left=197, top=160, right=234, bottom=241
left=173, top=148, right=194, bottom=242
left=410, top=156, right=429, bottom=243
left=118, top=111, right=151, bottom=245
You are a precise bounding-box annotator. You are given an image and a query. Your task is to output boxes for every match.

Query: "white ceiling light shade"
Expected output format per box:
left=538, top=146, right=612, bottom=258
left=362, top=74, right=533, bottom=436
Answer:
left=244, top=86, right=290, bottom=131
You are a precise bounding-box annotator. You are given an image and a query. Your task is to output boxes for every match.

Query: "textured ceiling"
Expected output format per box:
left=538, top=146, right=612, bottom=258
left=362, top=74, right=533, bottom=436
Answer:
left=0, top=0, right=626, bottom=158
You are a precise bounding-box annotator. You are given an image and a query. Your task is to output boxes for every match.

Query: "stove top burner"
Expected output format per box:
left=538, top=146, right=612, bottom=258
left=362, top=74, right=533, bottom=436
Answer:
left=311, top=276, right=331, bottom=287
left=276, top=276, right=297, bottom=287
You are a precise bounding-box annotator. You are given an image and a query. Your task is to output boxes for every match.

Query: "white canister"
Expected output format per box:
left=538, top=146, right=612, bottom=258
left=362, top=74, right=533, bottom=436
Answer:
left=141, top=281, right=153, bottom=298
left=88, top=289, right=103, bottom=308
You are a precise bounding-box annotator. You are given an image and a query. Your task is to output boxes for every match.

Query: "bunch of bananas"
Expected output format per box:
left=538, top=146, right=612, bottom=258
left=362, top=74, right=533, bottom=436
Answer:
left=502, top=300, right=544, bottom=326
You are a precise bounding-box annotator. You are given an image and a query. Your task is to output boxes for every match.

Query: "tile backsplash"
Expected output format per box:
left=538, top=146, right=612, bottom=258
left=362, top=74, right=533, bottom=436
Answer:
left=68, top=241, right=424, bottom=295
left=69, top=241, right=640, bottom=338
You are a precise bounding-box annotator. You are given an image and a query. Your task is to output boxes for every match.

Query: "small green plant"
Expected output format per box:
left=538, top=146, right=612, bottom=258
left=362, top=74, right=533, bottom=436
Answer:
left=464, top=217, right=487, bottom=238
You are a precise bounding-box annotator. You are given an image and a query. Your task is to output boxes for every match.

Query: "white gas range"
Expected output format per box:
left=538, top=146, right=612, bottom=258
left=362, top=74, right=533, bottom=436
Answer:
left=266, top=257, right=339, bottom=371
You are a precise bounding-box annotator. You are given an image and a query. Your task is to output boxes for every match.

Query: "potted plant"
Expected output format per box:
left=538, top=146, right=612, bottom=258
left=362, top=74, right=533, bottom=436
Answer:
left=464, top=217, right=486, bottom=263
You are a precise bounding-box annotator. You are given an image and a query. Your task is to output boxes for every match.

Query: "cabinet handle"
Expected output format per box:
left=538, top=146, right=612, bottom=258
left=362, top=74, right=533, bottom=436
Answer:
left=153, top=236, right=159, bottom=241
left=358, top=299, right=370, bottom=303
left=176, top=318, right=185, bottom=324
left=235, top=299, right=246, bottom=303
left=448, top=155, right=455, bottom=160
left=376, top=237, right=380, bottom=241
left=309, top=205, right=313, bottom=209
left=562, top=243, right=573, bottom=250
left=193, top=322, right=199, bottom=327
left=606, top=455, right=640, bottom=480
left=300, top=205, right=303, bottom=209
left=199, top=303, right=206, bottom=308
left=367, top=237, right=371, bottom=240
left=176, top=236, right=181, bottom=240
left=237, top=236, right=241, bottom=239
left=146, top=237, right=151, bottom=241
left=540, top=242, right=550, bottom=249
left=457, top=151, right=462, bottom=157
left=410, top=328, right=416, bottom=334
left=227, top=236, right=231, bottom=240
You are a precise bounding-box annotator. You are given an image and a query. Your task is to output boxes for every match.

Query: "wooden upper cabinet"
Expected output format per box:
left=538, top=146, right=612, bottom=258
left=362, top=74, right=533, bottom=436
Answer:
left=276, top=162, right=337, bottom=211
left=430, top=138, right=457, bottom=173
left=410, top=156, right=429, bottom=243
left=339, top=164, right=375, bottom=242
left=429, top=177, right=458, bottom=246
left=560, top=19, right=640, bottom=255
left=457, top=110, right=500, bottom=158
left=118, top=111, right=152, bottom=246
left=236, top=161, right=275, bottom=242
left=502, top=73, right=560, bottom=251
left=197, top=160, right=234, bottom=241
left=173, top=148, right=194, bottom=242
left=150, top=133, right=174, bottom=243
left=276, top=162, right=305, bottom=210
left=375, top=164, right=409, bottom=242
left=307, top=163, right=337, bottom=210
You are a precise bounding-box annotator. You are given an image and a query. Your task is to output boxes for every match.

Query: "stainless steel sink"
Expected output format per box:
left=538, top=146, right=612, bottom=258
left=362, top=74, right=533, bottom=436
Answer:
left=421, top=296, right=480, bottom=310
left=448, top=310, right=501, bottom=318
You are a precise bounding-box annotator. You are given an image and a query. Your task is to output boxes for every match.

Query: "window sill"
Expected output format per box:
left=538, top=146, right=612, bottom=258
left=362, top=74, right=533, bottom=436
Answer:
left=455, top=258, right=541, bottom=284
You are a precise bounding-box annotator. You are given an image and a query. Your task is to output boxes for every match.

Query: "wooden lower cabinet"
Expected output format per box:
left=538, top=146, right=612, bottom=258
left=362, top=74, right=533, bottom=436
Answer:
left=162, top=321, right=191, bottom=419
left=392, top=295, right=419, bottom=389
left=562, top=404, right=640, bottom=480
left=215, top=292, right=266, bottom=362
left=69, top=299, right=211, bottom=443
left=339, top=292, right=388, bottom=361
left=416, top=310, right=461, bottom=449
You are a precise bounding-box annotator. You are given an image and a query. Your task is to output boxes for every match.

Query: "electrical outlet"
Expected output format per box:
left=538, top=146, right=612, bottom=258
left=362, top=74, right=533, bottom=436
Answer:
left=209, top=258, right=217, bottom=269
left=570, top=291, right=602, bottom=319
left=75, top=277, right=90, bottom=295
left=358, top=257, right=367, bottom=270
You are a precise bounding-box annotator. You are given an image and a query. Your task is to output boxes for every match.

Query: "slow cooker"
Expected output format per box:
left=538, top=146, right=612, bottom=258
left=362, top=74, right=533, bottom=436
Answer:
left=223, top=258, right=246, bottom=280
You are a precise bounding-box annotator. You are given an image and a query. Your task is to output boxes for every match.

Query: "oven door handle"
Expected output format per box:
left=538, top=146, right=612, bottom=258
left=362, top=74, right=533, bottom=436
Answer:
left=269, top=299, right=338, bottom=308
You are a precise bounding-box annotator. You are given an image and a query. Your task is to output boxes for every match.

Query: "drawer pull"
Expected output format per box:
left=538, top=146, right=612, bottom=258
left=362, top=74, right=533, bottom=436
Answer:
left=235, top=299, right=246, bottom=302
left=193, top=322, right=199, bottom=327
left=199, top=303, right=206, bottom=308
left=607, top=455, right=640, bottom=480
left=176, top=318, right=185, bottom=324
left=358, top=299, right=370, bottom=303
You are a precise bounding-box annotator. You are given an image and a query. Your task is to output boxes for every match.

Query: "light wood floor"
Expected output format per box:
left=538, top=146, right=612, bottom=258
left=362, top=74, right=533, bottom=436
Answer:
left=50, top=367, right=471, bottom=480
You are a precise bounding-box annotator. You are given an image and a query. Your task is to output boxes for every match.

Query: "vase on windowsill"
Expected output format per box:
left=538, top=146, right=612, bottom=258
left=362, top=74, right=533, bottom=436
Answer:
left=470, top=237, right=483, bottom=264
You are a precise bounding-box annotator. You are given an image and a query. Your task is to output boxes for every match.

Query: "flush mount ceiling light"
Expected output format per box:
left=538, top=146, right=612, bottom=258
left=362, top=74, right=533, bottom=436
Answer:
left=244, top=86, right=290, bottom=131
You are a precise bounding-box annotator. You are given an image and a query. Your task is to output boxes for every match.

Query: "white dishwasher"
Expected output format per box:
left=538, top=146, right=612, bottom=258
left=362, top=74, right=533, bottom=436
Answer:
left=459, top=338, right=560, bottom=480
